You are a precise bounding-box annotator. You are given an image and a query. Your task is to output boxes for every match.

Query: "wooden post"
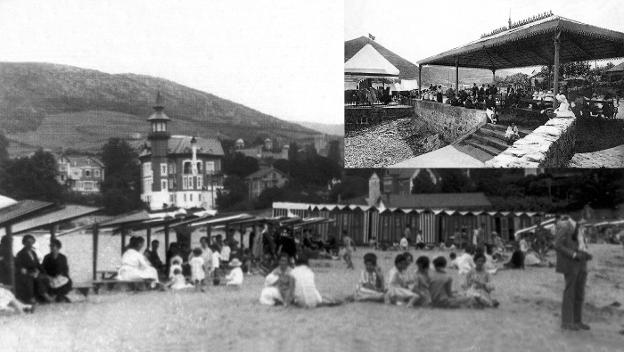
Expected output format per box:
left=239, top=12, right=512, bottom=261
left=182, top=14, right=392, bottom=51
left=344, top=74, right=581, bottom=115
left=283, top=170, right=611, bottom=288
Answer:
left=5, top=224, right=15, bottom=293
left=239, top=225, right=244, bottom=250
left=146, top=227, right=152, bottom=247
left=49, top=224, right=57, bottom=241
left=492, top=69, right=496, bottom=83
left=455, top=57, right=459, bottom=91
left=164, top=224, right=170, bottom=253
left=120, top=227, right=127, bottom=255
left=418, top=65, right=422, bottom=98
left=553, top=31, right=561, bottom=95
left=92, top=224, right=99, bottom=281
left=206, top=225, right=211, bottom=244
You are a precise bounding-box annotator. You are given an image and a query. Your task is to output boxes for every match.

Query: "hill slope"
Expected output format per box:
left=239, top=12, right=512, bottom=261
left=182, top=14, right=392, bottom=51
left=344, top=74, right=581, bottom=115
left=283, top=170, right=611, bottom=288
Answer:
left=0, top=62, right=320, bottom=156
left=297, top=122, right=344, bottom=136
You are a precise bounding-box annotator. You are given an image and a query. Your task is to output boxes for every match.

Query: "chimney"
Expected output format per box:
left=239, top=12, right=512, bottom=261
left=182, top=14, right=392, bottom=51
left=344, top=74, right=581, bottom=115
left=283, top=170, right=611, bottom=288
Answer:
left=191, top=136, right=198, bottom=175
left=368, top=173, right=381, bottom=206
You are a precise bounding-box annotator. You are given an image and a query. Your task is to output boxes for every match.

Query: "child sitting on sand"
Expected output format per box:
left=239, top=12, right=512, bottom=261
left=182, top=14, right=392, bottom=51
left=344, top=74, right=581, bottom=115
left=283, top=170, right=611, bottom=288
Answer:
left=342, top=232, right=354, bottom=269
left=411, top=256, right=431, bottom=307
left=354, top=253, right=385, bottom=302
left=385, top=254, right=419, bottom=306
left=169, top=256, right=183, bottom=279
left=166, top=267, right=193, bottom=290
left=464, top=253, right=499, bottom=308
left=429, top=256, right=470, bottom=308
left=291, top=255, right=342, bottom=308
left=259, top=253, right=294, bottom=306
left=224, top=258, right=244, bottom=287
left=453, top=246, right=476, bottom=275
left=189, top=247, right=206, bottom=291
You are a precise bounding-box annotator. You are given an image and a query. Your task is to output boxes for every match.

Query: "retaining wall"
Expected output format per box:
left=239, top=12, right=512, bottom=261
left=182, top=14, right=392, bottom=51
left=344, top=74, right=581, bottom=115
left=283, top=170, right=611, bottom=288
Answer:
left=344, top=105, right=413, bottom=131
left=411, top=100, right=487, bottom=143
left=485, top=117, right=576, bottom=168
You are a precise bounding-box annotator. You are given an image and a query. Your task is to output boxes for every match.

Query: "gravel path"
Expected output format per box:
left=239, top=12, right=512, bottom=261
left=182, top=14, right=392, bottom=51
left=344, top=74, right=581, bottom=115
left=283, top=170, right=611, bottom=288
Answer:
left=344, top=118, right=441, bottom=168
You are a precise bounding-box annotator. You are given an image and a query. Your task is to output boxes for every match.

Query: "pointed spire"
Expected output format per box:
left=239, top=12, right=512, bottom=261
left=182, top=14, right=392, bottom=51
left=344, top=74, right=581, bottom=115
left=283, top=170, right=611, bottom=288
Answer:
left=153, top=90, right=164, bottom=111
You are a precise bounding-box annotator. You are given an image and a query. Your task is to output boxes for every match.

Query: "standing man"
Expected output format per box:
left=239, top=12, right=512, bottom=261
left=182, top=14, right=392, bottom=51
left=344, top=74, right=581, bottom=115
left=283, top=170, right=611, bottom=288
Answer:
left=554, top=215, right=592, bottom=331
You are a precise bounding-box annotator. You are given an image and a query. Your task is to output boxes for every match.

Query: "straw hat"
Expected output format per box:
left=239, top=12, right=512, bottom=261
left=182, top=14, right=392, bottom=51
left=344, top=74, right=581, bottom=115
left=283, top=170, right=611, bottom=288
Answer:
left=229, top=258, right=242, bottom=267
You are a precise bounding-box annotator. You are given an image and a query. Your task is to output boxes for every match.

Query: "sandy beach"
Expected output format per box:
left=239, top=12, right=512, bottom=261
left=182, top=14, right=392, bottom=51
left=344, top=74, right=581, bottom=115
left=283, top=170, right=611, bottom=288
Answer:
left=1, top=240, right=622, bottom=352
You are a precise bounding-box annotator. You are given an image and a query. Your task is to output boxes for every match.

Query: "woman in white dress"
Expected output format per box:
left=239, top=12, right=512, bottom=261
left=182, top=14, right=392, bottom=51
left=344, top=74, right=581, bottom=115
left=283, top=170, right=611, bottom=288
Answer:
left=553, top=93, right=575, bottom=118
left=0, top=285, right=33, bottom=314
left=291, top=255, right=341, bottom=308
left=118, top=236, right=159, bottom=284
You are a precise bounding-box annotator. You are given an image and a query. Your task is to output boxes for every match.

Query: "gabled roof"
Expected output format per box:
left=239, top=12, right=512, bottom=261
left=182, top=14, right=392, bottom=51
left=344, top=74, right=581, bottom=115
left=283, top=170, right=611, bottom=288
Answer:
left=379, top=192, right=492, bottom=210
left=344, top=44, right=400, bottom=77
left=419, top=15, right=624, bottom=69
left=245, top=167, right=288, bottom=180
left=345, top=36, right=419, bottom=80
left=59, top=155, right=104, bottom=168
left=0, top=200, right=56, bottom=226
left=140, top=135, right=224, bottom=157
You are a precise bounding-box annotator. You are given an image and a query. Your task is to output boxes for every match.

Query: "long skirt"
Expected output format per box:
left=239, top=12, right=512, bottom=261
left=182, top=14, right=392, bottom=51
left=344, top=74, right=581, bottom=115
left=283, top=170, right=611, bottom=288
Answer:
left=259, top=286, right=283, bottom=306
left=118, top=266, right=159, bottom=281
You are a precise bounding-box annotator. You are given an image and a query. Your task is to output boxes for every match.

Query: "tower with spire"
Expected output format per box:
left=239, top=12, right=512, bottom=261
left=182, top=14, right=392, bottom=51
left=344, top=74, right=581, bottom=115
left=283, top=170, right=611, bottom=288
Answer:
left=146, top=91, right=172, bottom=206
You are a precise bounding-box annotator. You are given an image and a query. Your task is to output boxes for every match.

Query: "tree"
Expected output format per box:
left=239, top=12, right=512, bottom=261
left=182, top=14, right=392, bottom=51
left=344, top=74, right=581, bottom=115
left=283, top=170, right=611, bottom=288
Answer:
left=222, top=152, right=259, bottom=178
left=326, top=140, right=341, bottom=164
left=216, top=175, right=249, bottom=211
left=438, top=169, right=474, bottom=193
left=1, top=149, right=63, bottom=202
left=288, top=141, right=300, bottom=161
left=411, top=170, right=439, bottom=193
left=329, top=175, right=368, bottom=202
left=101, top=138, right=141, bottom=215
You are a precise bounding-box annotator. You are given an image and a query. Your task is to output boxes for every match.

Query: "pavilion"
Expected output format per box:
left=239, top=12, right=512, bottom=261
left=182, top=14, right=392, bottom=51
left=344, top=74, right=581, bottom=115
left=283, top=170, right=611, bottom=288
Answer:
left=417, top=12, right=624, bottom=96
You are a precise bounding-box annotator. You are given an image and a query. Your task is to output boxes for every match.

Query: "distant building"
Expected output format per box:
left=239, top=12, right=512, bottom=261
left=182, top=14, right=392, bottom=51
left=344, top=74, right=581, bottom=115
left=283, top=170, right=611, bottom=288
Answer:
left=604, top=62, right=624, bottom=82
left=57, top=155, right=105, bottom=194
left=245, top=167, right=288, bottom=199
left=236, top=137, right=290, bottom=160
left=139, top=92, right=225, bottom=210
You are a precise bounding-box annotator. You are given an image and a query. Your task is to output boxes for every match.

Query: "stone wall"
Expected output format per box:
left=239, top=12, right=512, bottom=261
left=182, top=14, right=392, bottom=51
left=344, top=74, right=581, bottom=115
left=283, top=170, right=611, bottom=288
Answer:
left=411, top=100, right=487, bottom=143
left=345, top=105, right=413, bottom=131
left=485, top=117, right=576, bottom=168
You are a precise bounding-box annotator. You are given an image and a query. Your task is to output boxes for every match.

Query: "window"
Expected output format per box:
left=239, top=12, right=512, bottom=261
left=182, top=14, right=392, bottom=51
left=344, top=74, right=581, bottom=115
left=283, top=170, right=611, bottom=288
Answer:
left=160, top=163, right=167, bottom=176
left=182, top=176, right=188, bottom=190
left=190, top=193, right=193, bottom=202
left=170, top=194, right=175, bottom=204
left=94, top=169, right=100, bottom=178
left=196, top=176, right=203, bottom=189
left=183, top=161, right=192, bottom=174
left=183, top=193, right=187, bottom=202
left=143, top=162, right=152, bottom=177
left=84, top=181, right=93, bottom=191
left=161, top=180, right=168, bottom=191
left=168, top=179, right=174, bottom=190
left=196, top=162, right=202, bottom=173
left=205, top=161, right=215, bottom=174
left=143, top=176, right=153, bottom=193
left=169, top=163, right=176, bottom=174
left=84, top=169, right=91, bottom=177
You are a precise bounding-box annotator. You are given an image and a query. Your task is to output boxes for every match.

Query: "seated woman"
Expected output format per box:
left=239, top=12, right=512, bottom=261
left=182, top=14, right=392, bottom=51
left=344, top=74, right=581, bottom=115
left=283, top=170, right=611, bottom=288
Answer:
left=0, top=285, right=33, bottom=314
left=118, top=236, right=160, bottom=287
left=291, top=255, right=341, bottom=308
left=15, top=235, right=54, bottom=304
left=354, top=253, right=385, bottom=302
left=464, top=253, right=499, bottom=308
left=260, top=253, right=294, bottom=306
left=385, top=254, right=418, bottom=306
left=42, top=238, right=72, bottom=302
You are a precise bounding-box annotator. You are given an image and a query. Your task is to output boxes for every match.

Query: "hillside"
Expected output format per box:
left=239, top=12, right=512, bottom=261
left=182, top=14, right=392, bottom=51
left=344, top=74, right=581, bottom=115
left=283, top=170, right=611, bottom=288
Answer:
left=421, top=66, right=507, bottom=87
left=297, top=122, right=344, bottom=136
left=0, top=62, right=320, bottom=156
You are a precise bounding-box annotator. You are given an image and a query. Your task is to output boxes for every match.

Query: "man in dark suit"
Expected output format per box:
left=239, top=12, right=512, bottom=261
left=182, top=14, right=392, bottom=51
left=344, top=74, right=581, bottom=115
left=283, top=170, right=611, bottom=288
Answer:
left=554, top=216, right=592, bottom=330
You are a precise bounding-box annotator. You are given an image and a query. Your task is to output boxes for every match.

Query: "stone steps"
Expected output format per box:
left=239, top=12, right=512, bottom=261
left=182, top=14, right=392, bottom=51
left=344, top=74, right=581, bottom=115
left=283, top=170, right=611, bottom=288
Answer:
left=456, top=123, right=522, bottom=161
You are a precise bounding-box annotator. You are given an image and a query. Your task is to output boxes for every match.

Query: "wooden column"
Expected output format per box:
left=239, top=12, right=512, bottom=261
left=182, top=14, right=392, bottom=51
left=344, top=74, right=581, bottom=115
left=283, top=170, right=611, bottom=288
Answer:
left=418, top=65, right=422, bottom=98
left=553, top=31, right=561, bottom=95
left=492, top=69, right=496, bottom=83
left=146, top=227, right=152, bottom=247
left=455, top=57, right=459, bottom=91
left=5, top=224, right=15, bottom=293
left=120, top=227, right=127, bottom=255
left=92, top=224, right=99, bottom=281
left=164, top=224, right=170, bottom=253
left=49, top=224, right=57, bottom=241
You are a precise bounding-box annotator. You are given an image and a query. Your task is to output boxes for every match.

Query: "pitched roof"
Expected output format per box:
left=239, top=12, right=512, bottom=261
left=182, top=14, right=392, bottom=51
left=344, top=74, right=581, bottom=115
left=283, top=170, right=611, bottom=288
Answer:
left=245, top=167, right=288, bottom=180
left=345, top=36, right=419, bottom=80
left=380, top=192, right=492, bottom=209
left=12, top=204, right=101, bottom=234
left=60, top=155, right=104, bottom=168
left=419, top=15, right=624, bottom=69
left=140, top=135, right=224, bottom=157
left=0, top=200, right=56, bottom=226
left=0, top=195, right=17, bottom=210
left=344, top=44, right=400, bottom=77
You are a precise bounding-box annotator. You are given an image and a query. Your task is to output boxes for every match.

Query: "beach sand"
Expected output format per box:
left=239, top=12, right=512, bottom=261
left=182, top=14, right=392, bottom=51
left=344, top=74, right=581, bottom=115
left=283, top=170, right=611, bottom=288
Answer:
left=1, top=240, right=622, bottom=352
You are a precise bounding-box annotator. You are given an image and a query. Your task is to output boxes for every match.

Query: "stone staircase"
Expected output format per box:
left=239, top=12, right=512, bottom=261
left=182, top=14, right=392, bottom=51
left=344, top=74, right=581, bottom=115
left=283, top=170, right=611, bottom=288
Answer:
left=455, top=124, right=532, bottom=162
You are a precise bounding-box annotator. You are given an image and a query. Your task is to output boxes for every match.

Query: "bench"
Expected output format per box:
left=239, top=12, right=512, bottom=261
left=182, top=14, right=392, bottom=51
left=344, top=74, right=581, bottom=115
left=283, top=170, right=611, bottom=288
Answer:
left=73, top=282, right=93, bottom=298
left=96, top=270, right=118, bottom=280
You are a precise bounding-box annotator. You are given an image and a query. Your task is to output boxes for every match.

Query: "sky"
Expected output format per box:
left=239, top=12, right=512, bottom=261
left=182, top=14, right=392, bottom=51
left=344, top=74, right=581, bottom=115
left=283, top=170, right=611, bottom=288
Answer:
left=0, top=0, right=343, bottom=124
left=345, top=0, right=624, bottom=75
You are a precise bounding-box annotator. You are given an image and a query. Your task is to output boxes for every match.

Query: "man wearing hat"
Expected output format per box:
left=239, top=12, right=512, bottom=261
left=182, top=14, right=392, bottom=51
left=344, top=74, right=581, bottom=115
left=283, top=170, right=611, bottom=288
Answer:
left=554, top=215, right=592, bottom=330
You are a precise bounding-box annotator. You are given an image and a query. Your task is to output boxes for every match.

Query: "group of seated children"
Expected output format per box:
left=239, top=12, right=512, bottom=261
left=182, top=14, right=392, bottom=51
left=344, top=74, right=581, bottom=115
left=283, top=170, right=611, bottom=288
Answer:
left=165, top=238, right=244, bottom=291
left=354, top=251, right=499, bottom=309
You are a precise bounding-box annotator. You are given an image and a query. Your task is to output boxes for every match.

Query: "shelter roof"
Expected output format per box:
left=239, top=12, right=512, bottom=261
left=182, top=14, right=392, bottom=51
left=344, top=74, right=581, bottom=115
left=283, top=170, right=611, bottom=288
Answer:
left=0, top=200, right=56, bottom=227
left=418, top=15, right=624, bottom=69
left=344, top=44, right=400, bottom=77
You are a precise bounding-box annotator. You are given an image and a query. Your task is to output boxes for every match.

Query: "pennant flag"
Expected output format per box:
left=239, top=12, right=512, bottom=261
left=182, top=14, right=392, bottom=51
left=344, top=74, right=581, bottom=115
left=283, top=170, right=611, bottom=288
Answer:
left=368, top=33, right=375, bottom=40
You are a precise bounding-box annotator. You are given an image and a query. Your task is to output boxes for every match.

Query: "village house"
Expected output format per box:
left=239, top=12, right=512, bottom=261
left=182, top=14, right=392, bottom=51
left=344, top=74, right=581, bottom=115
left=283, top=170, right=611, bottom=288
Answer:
left=139, top=92, right=225, bottom=210
left=57, top=155, right=105, bottom=194
left=245, top=167, right=289, bottom=200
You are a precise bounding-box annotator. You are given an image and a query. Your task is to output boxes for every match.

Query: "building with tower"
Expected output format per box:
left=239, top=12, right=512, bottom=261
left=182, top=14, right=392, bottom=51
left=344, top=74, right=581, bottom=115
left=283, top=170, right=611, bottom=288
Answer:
left=139, top=92, right=225, bottom=211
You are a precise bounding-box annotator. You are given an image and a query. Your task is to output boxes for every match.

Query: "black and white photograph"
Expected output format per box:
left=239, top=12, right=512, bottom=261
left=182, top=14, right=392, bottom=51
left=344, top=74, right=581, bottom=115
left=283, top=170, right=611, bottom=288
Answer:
left=345, top=0, right=624, bottom=168
left=1, top=0, right=624, bottom=351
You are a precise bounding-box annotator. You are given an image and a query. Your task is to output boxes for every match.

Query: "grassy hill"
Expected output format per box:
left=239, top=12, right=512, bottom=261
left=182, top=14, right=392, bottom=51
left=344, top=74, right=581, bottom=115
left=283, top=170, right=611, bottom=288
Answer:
left=297, top=122, right=344, bottom=136
left=0, top=62, right=321, bottom=156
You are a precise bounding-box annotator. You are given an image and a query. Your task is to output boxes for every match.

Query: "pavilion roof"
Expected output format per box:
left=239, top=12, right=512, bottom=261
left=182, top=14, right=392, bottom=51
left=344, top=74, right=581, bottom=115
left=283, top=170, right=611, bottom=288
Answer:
left=418, top=15, right=624, bottom=70
left=345, top=36, right=419, bottom=79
